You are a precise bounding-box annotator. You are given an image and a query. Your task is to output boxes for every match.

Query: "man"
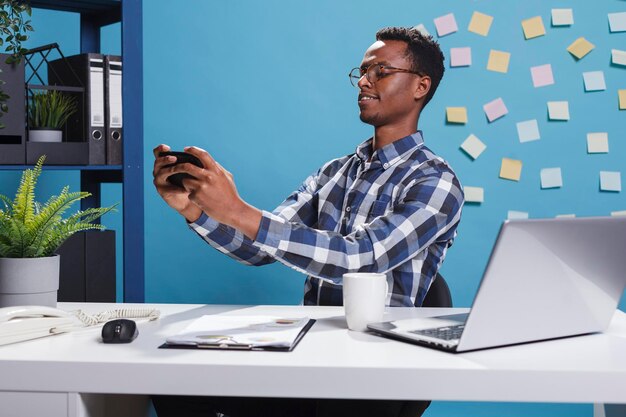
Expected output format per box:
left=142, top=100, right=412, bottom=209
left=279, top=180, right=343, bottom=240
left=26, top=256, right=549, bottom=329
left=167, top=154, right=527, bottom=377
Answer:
left=152, top=27, right=463, bottom=417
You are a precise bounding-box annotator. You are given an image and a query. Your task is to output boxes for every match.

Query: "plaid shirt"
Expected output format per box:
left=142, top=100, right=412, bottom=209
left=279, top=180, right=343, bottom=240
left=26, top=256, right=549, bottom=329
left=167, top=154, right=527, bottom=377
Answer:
left=189, top=131, right=464, bottom=307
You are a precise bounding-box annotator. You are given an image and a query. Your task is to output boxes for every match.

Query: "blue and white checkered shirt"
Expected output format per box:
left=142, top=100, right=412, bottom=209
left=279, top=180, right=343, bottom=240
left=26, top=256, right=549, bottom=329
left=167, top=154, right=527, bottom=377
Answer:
left=189, top=131, right=464, bottom=307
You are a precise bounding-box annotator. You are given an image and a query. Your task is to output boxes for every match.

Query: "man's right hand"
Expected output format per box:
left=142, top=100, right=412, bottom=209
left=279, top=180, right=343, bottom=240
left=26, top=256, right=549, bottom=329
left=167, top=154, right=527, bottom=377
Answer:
left=152, top=144, right=203, bottom=223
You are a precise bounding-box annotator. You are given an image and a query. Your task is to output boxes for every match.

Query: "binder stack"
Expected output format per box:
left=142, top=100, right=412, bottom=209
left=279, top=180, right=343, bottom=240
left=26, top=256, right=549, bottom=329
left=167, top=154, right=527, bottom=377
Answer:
left=48, top=53, right=106, bottom=164
left=105, top=55, right=123, bottom=165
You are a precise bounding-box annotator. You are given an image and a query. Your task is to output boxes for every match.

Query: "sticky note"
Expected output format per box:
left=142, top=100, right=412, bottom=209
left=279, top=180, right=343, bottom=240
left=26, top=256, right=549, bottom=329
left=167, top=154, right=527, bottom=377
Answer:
left=547, top=101, right=570, bottom=120
left=508, top=210, right=529, bottom=220
left=483, top=97, right=508, bottom=122
left=460, top=134, right=486, bottom=159
left=464, top=186, right=484, bottom=203
left=600, top=171, right=621, bottom=192
left=619, top=90, right=626, bottom=110
left=446, top=107, right=468, bottom=124
left=567, top=37, right=595, bottom=59
left=500, top=158, right=523, bottom=181
left=612, top=49, right=626, bottom=66
left=541, top=168, right=563, bottom=189
left=487, top=50, right=510, bottom=73
left=434, top=13, right=458, bottom=37
left=516, top=119, right=540, bottom=143
left=530, top=64, right=554, bottom=88
left=450, top=47, right=472, bottom=67
left=468, top=11, right=493, bottom=36
left=587, top=132, right=609, bottom=154
left=522, top=16, right=546, bottom=39
left=413, top=24, right=430, bottom=37
left=611, top=210, right=626, bottom=217
left=551, top=9, right=574, bottom=26
left=608, top=12, right=626, bottom=32
left=556, top=214, right=576, bottom=218
left=583, top=71, right=606, bottom=91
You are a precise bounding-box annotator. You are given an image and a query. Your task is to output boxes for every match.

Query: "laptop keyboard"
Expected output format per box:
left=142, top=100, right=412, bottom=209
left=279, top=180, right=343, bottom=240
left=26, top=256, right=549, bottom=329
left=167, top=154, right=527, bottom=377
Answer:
left=410, top=324, right=465, bottom=341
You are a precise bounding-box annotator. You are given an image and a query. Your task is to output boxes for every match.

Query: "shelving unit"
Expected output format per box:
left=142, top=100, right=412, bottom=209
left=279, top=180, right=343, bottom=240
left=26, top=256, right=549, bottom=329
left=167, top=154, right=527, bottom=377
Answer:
left=15, top=0, right=145, bottom=302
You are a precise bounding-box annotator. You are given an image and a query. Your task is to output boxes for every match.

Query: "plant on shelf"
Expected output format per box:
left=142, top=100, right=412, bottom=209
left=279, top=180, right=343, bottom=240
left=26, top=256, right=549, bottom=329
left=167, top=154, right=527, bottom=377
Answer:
left=27, top=90, right=78, bottom=142
left=0, top=156, right=117, bottom=307
left=0, top=0, right=34, bottom=128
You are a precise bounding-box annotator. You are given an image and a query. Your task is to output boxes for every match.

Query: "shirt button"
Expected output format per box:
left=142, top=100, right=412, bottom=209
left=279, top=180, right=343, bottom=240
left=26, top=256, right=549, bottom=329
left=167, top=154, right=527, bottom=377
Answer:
left=345, top=207, right=351, bottom=212
left=383, top=163, right=389, bottom=169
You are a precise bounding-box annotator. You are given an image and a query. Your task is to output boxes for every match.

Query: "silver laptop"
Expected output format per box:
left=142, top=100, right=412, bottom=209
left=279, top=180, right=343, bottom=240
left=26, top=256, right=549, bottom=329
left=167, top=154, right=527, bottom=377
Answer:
left=368, top=216, right=626, bottom=352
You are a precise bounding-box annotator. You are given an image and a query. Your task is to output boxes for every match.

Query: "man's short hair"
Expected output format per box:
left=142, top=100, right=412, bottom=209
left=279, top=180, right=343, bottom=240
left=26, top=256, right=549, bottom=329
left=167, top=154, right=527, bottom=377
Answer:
left=375, top=27, right=445, bottom=107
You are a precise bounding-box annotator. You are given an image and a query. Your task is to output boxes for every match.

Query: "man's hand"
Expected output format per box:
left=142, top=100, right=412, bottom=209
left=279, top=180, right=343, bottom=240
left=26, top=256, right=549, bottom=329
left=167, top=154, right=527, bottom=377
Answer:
left=165, top=146, right=263, bottom=240
left=152, top=144, right=203, bottom=222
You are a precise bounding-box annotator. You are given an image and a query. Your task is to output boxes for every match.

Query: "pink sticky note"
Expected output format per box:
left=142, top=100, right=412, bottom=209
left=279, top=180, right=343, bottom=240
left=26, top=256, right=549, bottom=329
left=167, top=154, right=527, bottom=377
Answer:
left=483, top=97, right=508, bottom=122
left=434, top=13, right=458, bottom=37
left=450, top=47, right=471, bottom=67
left=530, top=64, right=554, bottom=87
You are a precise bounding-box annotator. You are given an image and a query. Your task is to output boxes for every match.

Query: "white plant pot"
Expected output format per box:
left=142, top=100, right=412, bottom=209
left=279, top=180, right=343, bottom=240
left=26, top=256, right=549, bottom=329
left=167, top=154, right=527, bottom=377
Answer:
left=29, top=129, right=62, bottom=143
left=0, top=255, right=60, bottom=308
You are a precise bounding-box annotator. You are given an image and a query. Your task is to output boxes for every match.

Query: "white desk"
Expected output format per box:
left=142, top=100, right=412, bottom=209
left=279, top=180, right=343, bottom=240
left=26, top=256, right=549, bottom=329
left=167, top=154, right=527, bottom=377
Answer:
left=1, top=303, right=626, bottom=417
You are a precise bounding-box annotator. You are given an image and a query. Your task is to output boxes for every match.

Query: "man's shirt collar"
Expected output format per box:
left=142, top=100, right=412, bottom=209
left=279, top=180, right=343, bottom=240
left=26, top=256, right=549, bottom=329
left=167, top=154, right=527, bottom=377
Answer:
left=355, top=131, right=425, bottom=169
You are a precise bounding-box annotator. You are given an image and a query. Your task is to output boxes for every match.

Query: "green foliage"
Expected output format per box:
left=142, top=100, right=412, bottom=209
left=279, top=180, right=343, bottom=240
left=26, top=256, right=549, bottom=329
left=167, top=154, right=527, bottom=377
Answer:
left=28, top=90, right=78, bottom=129
left=0, top=0, right=33, bottom=128
left=0, top=156, right=117, bottom=258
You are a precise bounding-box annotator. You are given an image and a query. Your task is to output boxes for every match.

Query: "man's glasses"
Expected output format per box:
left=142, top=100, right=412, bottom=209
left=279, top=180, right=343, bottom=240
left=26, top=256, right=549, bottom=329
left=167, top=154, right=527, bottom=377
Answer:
left=348, top=63, right=422, bottom=87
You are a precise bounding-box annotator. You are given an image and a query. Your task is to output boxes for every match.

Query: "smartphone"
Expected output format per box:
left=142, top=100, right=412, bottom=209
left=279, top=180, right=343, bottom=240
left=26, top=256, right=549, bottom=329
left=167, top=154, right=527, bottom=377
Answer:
left=159, top=151, right=204, bottom=188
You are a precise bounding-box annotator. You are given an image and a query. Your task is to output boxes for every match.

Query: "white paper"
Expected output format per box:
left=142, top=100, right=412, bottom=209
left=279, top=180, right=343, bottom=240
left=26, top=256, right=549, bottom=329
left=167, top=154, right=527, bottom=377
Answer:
left=583, top=71, right=606, bottom=91
left=547, top=101, right=570, bottom=120
left=460, top=134, right=486, bottom=159
left=541, top=168, right=563, bottom=189
left=464, top=186, right=484, bottom=203
left=551, top=8, right=574, bottom=26
left=587, top=132, right=609, bottom=153
left=600, top=171, right=621, bottom=192
left=608, top=11, right=626, bottom=32
left=507, top=210, right=529, bottom=220
left=516, top=119, right=540, bottom=143
left=611, top=210, right=626, bottom=217
left=413, top=24, right=430, bottom=37
left=556, top=214, right=576, bottom=218
left=166, top=315, right=310, bottom=348
left=612, top=49, right=626, bottom=66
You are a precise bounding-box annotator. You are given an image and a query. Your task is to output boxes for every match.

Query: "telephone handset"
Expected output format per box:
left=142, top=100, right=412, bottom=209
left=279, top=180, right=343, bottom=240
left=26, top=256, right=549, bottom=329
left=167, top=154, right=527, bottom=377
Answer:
left=0, top=305, right=160, bottom=346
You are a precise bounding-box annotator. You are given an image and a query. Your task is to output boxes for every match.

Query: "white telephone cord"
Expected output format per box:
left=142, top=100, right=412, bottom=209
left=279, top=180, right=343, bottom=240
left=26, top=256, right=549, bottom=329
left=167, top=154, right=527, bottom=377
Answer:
left=71, top=307, right=161, bottom=327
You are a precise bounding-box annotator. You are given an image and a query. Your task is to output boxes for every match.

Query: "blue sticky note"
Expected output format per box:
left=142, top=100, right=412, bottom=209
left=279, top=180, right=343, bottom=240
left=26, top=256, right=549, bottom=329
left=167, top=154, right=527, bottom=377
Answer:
left=516, top=119, right=540, bottom=143
left=608, top=12, right=626, bottom=32
left=583, top=71, right=606, bottom=92
left=541, top=168, right=563, bottom=189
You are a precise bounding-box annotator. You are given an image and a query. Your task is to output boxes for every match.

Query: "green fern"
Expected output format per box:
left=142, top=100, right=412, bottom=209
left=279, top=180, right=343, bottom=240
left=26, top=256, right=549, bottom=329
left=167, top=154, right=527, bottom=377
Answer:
left=0, top=156, right=117, bottom=258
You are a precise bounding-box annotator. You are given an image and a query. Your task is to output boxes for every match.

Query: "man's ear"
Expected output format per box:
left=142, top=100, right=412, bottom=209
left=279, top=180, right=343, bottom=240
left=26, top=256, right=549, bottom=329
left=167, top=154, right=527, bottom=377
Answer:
left=414, top=76, right=431, bottom=101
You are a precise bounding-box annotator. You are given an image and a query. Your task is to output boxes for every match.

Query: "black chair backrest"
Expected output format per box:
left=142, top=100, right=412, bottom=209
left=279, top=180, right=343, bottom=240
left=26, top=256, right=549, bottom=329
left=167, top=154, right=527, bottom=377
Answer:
left=421, top=272, right=453, bottom=308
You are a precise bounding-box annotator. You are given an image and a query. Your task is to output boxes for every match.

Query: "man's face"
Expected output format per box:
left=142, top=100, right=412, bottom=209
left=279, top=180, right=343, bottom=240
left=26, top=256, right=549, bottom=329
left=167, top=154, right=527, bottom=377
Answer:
left=357, top=40, right=423, bottom=127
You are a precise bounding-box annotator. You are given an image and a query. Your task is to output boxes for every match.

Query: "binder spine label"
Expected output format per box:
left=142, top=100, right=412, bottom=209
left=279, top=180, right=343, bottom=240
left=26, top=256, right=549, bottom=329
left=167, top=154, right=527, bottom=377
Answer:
left=109, top=69, right=123, bottom=128
left=89, top=59, right=105, bottom=127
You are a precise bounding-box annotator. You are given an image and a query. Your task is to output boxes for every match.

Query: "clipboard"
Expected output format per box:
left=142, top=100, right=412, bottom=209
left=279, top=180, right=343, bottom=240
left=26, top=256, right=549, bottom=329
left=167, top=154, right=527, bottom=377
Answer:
left=159, top=316, right=316, bottom=352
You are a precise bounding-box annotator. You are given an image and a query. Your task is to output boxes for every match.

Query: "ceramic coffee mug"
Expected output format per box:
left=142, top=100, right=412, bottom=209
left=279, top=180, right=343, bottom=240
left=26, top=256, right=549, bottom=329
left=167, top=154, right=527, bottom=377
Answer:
left=343, top=272, right=388, bottom=331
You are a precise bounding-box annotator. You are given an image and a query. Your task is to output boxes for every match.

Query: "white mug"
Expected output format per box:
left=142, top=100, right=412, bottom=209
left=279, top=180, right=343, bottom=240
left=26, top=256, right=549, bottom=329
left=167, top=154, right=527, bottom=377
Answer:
left=342, top=273, right=389, bottom=332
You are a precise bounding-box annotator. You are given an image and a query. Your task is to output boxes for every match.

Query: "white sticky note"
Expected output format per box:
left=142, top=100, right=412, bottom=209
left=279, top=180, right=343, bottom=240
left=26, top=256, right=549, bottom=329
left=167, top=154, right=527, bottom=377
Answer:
left=483, top=97, right=508, bottom=122
left=460, top=134, right=486, bottom=159
left=611, top=210, right=626, bottom=217
left=516, top=119, right=540, bottom=143
left=434, top=13, right=458, bottom=37
left=551, top=9, right=574, bottom=26
left=600, top=171, right=621, bottom=192
left=556, top=214, right=576, bottom=218
left=530, top=64, right=554, bottom=88
left=413, top=24, right=430, bottom=37
left=608, top=12, right=626, bottom=32
left=450, top=47, right=472, bottom=67
left=583, top=71, right=606, bottom=91
left=464, top=186, right=484, bottom=203
left=507, top=210, right=529, bottom=220
left=541, top=168, right=563, bottom=189
left=587, top=132, right=609, bottom=153
left=611, top=49, right=626, bottom=66
left=547, top=101, right=570, bottom=120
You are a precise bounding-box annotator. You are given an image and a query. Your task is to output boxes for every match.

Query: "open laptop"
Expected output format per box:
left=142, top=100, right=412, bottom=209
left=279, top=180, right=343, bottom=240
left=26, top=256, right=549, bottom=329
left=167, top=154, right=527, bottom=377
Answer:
left=367, top=216, right=626, bottom=352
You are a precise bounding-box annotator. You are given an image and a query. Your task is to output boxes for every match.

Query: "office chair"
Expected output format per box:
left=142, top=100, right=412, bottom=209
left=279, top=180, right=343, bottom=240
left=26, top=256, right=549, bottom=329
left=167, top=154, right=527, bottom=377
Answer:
left=420, top=272, right=453, bottom=308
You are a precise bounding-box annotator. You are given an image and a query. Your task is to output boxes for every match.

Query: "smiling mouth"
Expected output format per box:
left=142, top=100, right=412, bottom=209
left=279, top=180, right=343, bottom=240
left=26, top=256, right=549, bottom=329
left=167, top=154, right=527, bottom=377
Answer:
left=358, top=94, right=379, bottom=104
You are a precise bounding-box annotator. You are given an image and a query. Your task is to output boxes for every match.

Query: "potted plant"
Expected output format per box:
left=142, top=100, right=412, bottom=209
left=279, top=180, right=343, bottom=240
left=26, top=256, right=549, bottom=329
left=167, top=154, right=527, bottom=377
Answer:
left=28, top=90, right=78, bottom=142
left=0, top=156, right=116, bottom=307
left=0, top=0, right=33, bottom=128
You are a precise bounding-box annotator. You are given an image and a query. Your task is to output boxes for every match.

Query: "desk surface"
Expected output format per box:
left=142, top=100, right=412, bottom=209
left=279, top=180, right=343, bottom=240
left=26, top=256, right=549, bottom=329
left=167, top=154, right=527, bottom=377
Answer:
left=1, top=303, right=626, bottom=403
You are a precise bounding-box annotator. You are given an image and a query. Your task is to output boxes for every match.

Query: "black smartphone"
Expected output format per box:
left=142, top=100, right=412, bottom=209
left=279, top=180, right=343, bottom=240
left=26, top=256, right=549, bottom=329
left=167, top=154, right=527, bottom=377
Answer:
left=159, top=151, right=204, bottom=188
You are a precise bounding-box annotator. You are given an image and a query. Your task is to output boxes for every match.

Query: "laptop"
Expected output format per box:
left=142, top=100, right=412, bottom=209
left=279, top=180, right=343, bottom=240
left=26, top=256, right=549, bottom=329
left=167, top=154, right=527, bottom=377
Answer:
left=367, top=216, right=626, bottom=352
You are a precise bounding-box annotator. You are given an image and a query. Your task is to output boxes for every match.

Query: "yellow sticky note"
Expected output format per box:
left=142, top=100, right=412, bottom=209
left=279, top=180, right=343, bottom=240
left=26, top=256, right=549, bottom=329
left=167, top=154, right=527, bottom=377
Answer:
left=567, top=37, right=595, bottom=59
left=500, top=158, right=523, bottom=181
left=487, top=50, right=510, bottom=73
left=468, top=11, right=493, bottom=36
left=522, top=16, right=546, bottom=39
left=446, top=107, right=468, bottom=124
left=618, top=89, right=626, bottom=110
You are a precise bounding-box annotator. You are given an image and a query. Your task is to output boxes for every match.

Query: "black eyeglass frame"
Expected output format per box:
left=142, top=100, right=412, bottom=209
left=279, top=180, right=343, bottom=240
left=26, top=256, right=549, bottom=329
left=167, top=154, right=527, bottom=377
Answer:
left=348, top=63, right=423, bottom=87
